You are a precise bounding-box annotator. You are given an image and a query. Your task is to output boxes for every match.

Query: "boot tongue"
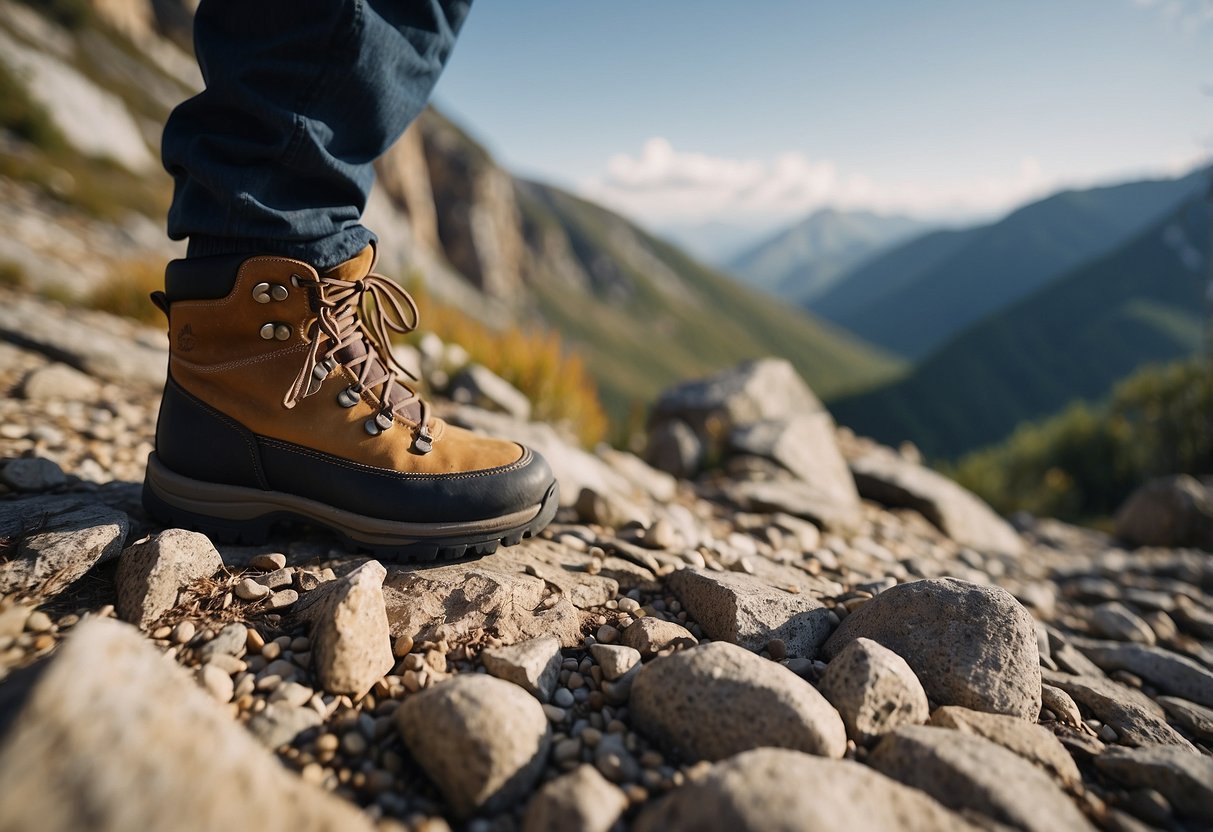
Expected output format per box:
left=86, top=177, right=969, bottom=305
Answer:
left=322, top=246, right=422, bottom=424
left=321, top=245, right=376, bottom=283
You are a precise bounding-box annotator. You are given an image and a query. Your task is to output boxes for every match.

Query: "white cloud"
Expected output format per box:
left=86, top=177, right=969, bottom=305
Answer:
left=579, top=138, right=1059, bottom=227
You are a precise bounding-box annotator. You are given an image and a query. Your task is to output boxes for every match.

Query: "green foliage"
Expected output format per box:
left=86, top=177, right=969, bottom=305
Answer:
left=0, top=62, right=67, bottom=151
left=949, top=358, right=1213, bottom=522
left=0, top=260, right=28, bottom=290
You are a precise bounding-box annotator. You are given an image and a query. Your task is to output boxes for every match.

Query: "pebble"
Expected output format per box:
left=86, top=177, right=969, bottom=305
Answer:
left=171, top=621, right=196, bottom=644
left=198, top=664, right=234, bottom=703
left=553, top=688, right=576, bottom=708
left=249, top=553, right=287, bottom=571
left=268, top=590, right=299, bottom=609
left=235, top=578, right=269, bottom=601
left=24, top=611, right=53, bottom=633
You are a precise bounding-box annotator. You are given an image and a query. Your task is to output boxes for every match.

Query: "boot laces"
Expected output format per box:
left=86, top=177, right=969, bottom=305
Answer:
left=283, top=268, right=432, bottom=451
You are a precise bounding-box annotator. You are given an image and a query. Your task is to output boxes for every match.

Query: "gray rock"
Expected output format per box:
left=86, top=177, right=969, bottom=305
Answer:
left=0, top=619, right=370, bottom=832
left=1040, top=684, right=1087, bottom=730
left=819, top=637, right=929, bottom=744
left=598, top=448, right=678, bottom=502
left=297, top=561, right=393, bottom=698
left=633, top=748, right=977, bottom=832
left=847, top=447, right=1023, bottom=556
left=1090, top=602, right=1156, bottom=645
left=668, top=568, right=834, bottom=659
left=928, top=706, right=1081, bottom=788
left=197, top=622, right=247, bottom=661
left=590, top=644, right=641, bottom=681
left=644, top=419, right=703, bottom=479
left=727, top=415, right=862, bottom=527
left=1096, top=745, right=1213, bottom=823
left=823, top=578, right=1042, bottom=720
left=21, top=362, right=102, bottom=402
left=1157, top=696, right=1213, bottom=743
left=1174, top=596, right=1213, bottom=640
left=449, top=363, right=532, bottom=421
left=869, top=725, right=1093, bottom=832
left=482, top=636, right=562, bottom=702
left=630, top=641, right=846, bottom=761
left=0, top=502, right=128, bottom=596
left=1114, top=474, right=1213, bottom=550
left=723, top=477, right=859, bottom=531
left=384, top=561, right=583, bottom=648
left=395, top=674, right=550, bottom=818
left=522, top=765, right=628, bottom=832
left=246, top=704, right=324, bottom=750
left=1042, top=670, right=1196, bottom=750
left=115, top=529, right=223, bottom=628
left=650, top=358, right=825, bottom=438
left=1072, top=639, right=1213, bottom=708
left=620, top=617, right=698, bottom=658
left=0, top=457, right=66, bottom=492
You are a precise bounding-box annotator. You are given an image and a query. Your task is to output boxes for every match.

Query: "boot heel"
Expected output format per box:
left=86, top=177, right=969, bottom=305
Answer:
left=142, top=480, right=274, bottom=546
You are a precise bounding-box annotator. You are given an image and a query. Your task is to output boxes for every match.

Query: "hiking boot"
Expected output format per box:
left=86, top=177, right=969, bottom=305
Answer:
left=142, top=245, right=559, bottom=561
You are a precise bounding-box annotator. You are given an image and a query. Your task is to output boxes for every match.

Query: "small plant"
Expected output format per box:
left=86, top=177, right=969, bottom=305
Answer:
left=85, top=259, right=164, bottom=324
left=0, top=260, right=27, bottom=290
left=13, top=0, right=92, bottom=29
left=0, top=62, right=66, bottom=152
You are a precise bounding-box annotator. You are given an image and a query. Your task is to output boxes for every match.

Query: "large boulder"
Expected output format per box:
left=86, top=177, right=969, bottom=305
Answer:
left=847, top=446, right=1023, bottom=556
left=633, top=748, right=977, bottom=832
left=823, top=578, right=1042, bottom=720
left=1114, top=475, right=1213, bottom=550
left=630, top=641, right=846, bottom=761
left=667, top=568, right=834, bottom=658
left=869, top=726, right=1093, bottom=832
left=0, top=619, right=372, bottom=832
left=395, top=674, right=550, bottom=818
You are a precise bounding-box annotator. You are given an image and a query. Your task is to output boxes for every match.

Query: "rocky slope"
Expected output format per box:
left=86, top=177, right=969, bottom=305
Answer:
left=2, top=291, right=1212, bottom=831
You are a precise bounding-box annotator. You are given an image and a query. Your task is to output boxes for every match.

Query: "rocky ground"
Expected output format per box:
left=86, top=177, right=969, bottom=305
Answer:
left=1, top=290, right=1212, bottom=832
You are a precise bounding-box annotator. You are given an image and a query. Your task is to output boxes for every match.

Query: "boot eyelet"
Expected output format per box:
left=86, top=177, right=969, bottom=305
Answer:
left=259, top=323, right=276, bottom=340
left=364, top=409, right=394, bottom=435
left=253, top=282, right=272, bottom=303
left=290, top=273, right=302, bottom=288
left=274, top=324, right=292, bottom=341
left=337, top=386, right=360, bottom=408
left=413, top=425, right=433, bottom=455
left=271, top=284, right=289, bottom=301
left=312, top=357, right=337, bottom=381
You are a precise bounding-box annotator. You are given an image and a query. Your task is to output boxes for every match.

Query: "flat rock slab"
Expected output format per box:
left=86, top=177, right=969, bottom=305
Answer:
left=1072, top=639, right=1213, bottom=708
left=383, top=562, right=583, bottom=648
left=0, top=619, right=371, bottom=832
left=482, top=637, right=562, bottom=702
left=848, top=447, right=1023, bottom=556
left=1042, top=670, right=1196, bottom=751
left=634, top=748, right=978, bottom=832
left=1095, top=745, right=1213, bottom=823
left=1157, top=696, right=1213, bottom=743
left=928, top=706, right=1080, bottom=787
left=0, top=292, right=166, bottom=388
left=396, top=674, right=550, bottom=819
left=824, top=578, right=1042, bottom=720
left=630, top=641, right=846, bottom=762
left=0, top=499, right=128, bottom=596
left=869, top=725, right=1093, bottom=832
left=668, top=568, right=834, bottom=658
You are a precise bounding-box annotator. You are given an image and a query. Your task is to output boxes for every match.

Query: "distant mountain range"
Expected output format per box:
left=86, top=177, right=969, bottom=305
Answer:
left=726, top=208, right=933, bottom=302
left=809, top=168, right=1210, bottom=360
left=830, top=185, right=1212, bottom=459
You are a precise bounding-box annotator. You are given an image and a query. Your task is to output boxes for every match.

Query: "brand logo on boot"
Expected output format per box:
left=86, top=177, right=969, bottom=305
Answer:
left=177, top=324, right=196, bottom=352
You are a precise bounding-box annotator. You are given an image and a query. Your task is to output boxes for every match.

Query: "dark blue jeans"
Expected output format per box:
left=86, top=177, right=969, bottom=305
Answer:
left=163, top=0, right=471, bottom=271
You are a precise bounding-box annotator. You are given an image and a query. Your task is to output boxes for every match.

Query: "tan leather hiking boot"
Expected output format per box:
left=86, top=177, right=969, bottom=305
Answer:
left=142, top=245, right=558, bottom=560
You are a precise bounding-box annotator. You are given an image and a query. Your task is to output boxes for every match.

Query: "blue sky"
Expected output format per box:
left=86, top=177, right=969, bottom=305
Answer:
left=432, top=0, right=1213, bottom=231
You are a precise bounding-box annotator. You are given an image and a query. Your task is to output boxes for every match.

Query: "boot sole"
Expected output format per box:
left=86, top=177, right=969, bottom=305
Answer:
left=141, top=452, right=559, bottom=562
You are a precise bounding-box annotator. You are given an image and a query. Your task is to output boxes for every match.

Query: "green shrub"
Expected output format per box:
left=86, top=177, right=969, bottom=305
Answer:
left=86, top=259, right=164, bottom=323
left=0, top=61, right=66, bottom=152
left=949, top=357, right=1213, bottom=522
left=14, top=0, right=92, bottom=29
